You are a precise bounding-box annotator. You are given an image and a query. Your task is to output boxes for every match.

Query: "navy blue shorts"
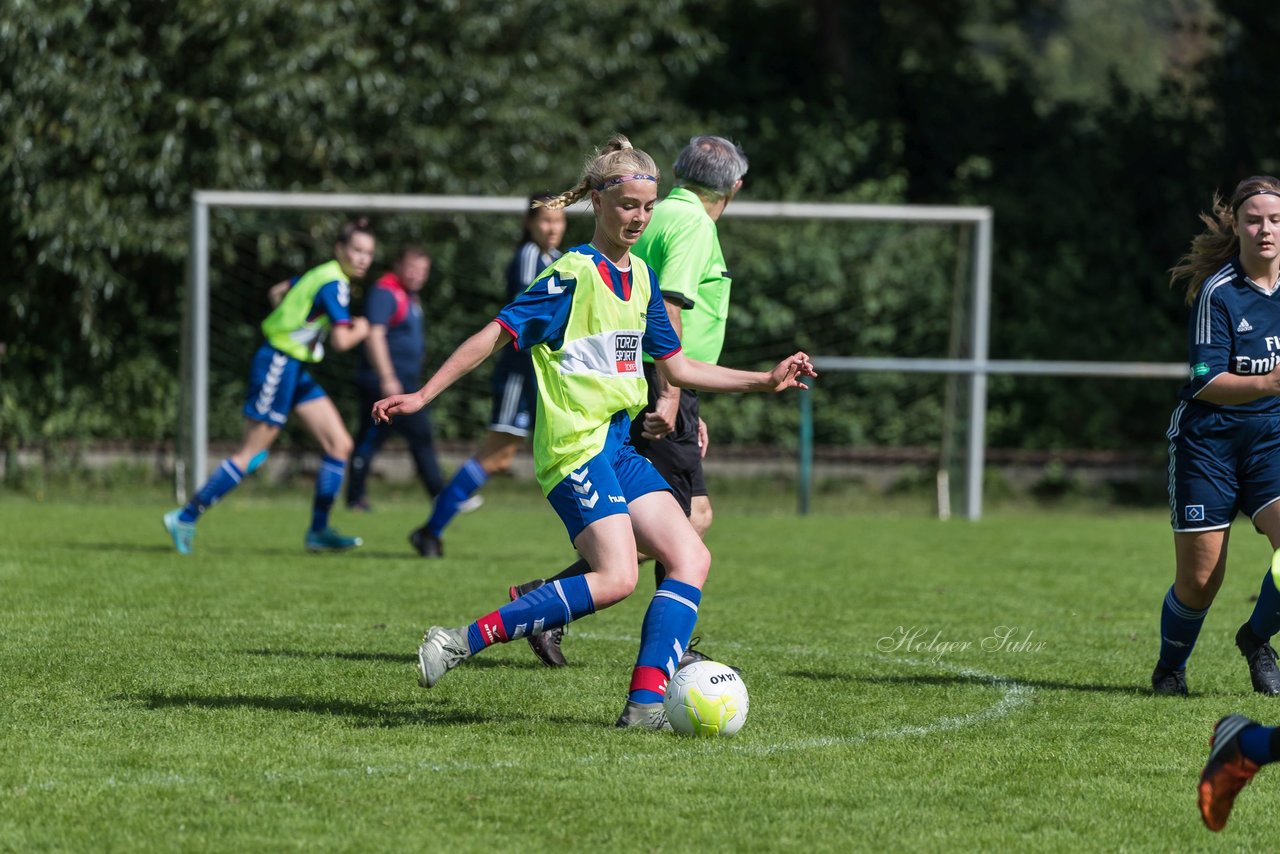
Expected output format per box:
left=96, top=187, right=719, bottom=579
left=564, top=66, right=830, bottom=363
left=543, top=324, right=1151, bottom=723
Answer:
left=489, top=366, right=536, bottom=437
left=1167, top=401, right=1280, bottom=531
left=631, top=366, right=706, bottom=516
left=242, top=344, right=326, bottom=427
left=545, top=412, right=672, bottom=543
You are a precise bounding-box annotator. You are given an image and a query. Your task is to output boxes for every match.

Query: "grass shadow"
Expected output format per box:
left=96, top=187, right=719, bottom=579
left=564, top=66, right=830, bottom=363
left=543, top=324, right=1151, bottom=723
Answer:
left=62, top=542, right=176, bottom=554
left=120, top=690, right=495, bottom=728
left=239, top=648, right=545, bottom=671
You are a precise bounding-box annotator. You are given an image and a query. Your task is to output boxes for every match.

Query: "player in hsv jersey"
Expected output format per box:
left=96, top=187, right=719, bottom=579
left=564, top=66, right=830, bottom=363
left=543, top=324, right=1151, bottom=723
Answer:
left=1156, top=176, right=1280, bottom=697
left=372, top=135, right=815, bottom=729
left=407, top=194, right=567, bottom=558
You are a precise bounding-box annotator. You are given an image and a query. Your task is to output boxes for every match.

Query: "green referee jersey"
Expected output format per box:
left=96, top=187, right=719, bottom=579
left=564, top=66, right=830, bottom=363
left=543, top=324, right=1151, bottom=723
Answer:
left=631, top=186, right=732, bottom=364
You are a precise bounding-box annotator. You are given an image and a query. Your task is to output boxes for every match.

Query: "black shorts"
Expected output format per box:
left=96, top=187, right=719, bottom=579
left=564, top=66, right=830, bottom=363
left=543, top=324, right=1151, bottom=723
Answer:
left=630, top=362, right=707, bottom=516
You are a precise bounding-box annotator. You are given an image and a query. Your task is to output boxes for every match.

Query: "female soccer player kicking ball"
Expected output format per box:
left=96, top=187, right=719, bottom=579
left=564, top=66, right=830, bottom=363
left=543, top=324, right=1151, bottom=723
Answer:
left=372, top=135, right=814, bottom=729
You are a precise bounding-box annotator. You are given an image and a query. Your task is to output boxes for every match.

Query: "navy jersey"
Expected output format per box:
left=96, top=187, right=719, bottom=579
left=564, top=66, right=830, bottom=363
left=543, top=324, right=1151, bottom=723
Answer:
left=358, top=272, right=425, bottom=380
left=493, top=242, right=563, bottom=378
left=1179, top=257, right=1280, bottom=415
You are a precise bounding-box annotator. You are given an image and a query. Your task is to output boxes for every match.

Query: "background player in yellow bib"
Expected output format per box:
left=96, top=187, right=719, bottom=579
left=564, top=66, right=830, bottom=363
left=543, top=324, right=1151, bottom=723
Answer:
left=372, top=135, right=815, bottom=729
left=163, top=220, right=372, bottom=554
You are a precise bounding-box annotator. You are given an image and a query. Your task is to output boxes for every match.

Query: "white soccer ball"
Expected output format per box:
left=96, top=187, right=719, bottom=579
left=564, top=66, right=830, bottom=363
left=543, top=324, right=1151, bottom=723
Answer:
left=663, top=659, right=749, bottom=737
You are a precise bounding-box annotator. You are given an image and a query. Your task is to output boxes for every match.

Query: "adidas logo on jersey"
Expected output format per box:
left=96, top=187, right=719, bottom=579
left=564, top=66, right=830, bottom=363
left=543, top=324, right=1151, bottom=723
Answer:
left=1238, top=317, right=1254, bottom=332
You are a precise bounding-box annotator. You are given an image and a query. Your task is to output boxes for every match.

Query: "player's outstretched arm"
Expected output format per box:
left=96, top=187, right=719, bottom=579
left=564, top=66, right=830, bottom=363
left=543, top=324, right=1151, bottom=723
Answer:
left=657, top=351, right=816, bottom=394
left=372, top=321, right=511, bottom=423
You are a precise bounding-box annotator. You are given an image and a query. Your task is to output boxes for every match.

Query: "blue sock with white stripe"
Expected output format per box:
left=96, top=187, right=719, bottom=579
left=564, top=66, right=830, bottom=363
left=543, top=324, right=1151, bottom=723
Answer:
left=1248, top=561, right=1280, bottom=641
left=310, top=455, right=346, bottom=533
left=180, top=459, right=245, bottom=523
left=1158, top=585, right=1208, bottom=672
left=465, top=576, right=595, bottom=655
left=426, top=457, right=488, bottom=537
left=629, top=579, right=702, bottom=704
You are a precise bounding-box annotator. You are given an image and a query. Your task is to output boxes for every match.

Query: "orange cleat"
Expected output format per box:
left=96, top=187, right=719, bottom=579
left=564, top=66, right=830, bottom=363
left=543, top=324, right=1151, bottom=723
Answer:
left=1199, top=714, right=1261, bottom=832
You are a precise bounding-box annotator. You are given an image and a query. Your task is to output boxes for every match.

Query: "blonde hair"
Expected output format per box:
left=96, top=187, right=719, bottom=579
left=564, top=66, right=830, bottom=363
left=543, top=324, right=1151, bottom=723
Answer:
left=1171, top=175, right=1280, bottom=304
left=537, top=134, right=660, bottom=210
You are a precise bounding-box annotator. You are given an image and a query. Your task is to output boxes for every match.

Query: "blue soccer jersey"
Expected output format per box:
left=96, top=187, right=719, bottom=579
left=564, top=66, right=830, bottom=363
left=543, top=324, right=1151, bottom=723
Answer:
left=494, top=244, right=681, bottom=358
left=1179, top=257, right=1280, bottom=415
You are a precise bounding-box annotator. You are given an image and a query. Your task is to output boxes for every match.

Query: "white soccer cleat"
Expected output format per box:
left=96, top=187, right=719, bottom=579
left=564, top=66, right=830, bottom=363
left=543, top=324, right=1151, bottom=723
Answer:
left=615, top=700, right=673, bottom=732
left=416, top=626, right=470, bottom=688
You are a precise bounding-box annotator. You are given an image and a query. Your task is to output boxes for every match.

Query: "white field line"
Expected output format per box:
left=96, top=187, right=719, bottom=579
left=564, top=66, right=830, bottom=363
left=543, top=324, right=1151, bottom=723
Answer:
left=730, top=653, right=1033, bottom=756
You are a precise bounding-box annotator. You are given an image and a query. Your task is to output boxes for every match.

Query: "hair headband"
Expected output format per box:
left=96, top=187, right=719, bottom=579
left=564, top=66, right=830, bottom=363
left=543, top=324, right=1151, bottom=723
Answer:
left=1234, top=189, right=1280, bottom=211
left=594, top=174, right=657, bottom=191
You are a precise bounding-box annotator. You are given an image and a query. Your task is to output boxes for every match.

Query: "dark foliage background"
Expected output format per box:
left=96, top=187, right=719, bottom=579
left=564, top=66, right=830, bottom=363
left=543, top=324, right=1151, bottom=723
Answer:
left=4, top=0, right=1274, bottom=460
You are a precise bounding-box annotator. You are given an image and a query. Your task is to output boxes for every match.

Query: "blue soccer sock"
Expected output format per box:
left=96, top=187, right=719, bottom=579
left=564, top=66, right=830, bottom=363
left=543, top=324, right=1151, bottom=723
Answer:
left=180, top=459, right=245, bottom=523
left=1248, top=559, right=1280, bottom=641
left=1240, top=724, right=1280, bottom=766
left=426, top=457, right=488, bottom=537
left=466, top=576, right=595, bottom=655
left=310, top=454, right=346, bottom=533
left=1157, top=585, right=1208, bottom=672
left=629, top=579, right=702, bottom=704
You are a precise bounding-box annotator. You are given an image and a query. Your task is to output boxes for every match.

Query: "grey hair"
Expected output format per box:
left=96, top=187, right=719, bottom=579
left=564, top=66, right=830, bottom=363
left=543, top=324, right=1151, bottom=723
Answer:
left=673, top=135, right=749, bottom=198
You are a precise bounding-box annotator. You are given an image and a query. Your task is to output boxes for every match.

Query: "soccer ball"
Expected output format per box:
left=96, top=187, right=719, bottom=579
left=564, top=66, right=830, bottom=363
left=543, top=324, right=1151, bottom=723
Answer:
left=663, top=660, right=749, bottom=737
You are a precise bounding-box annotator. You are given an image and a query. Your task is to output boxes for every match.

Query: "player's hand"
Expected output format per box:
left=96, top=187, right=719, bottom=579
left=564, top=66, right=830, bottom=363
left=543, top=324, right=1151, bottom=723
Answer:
left=764, top=352, right=817, bottom=392
left=267, top=280, right=291, bottom=307
left=372, top=391, right=425, bottom=424
left=380, top=376, right=404, bottom=397
left=641, top=395, right=680, bottom=440
left=697, top=418, right=709, bottom=459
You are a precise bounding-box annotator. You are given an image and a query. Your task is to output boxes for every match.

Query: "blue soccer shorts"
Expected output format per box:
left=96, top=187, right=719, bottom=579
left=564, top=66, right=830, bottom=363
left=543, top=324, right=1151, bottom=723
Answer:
left=242, top=344, right=327, bottom=427
left=546, top=411, right=672, bottom=542
left=1167, top=401, right=1280, bottom=532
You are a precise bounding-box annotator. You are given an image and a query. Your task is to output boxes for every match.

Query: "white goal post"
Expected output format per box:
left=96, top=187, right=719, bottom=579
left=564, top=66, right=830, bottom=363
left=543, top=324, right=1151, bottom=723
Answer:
left=182, top=190, right=1183, bottom=519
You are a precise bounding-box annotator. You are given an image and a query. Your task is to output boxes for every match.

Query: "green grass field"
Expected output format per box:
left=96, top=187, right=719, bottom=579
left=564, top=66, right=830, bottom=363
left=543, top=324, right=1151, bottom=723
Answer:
left=3, top=483, right=1279, bottom=851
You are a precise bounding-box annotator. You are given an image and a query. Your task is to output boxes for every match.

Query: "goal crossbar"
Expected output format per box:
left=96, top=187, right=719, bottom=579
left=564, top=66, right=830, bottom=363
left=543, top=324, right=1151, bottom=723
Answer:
left=183, top=191, right=995, bottom=513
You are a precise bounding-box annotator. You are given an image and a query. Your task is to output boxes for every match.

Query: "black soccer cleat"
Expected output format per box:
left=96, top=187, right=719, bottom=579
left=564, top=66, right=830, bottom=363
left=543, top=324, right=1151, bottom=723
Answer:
left=1235, top=623, right=1280, bottom=695
left=1151, top=664, right=1188, bottom=696
left=678, top=636, right=742, bottom=675
left=508, top=578, right=567, bottom=667
left=408, top=526, right=444, bottom=558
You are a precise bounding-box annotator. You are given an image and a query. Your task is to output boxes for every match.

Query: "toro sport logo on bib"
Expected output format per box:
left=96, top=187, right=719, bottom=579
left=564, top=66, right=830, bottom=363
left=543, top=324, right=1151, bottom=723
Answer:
left=615, top=333, right=639, bottom=375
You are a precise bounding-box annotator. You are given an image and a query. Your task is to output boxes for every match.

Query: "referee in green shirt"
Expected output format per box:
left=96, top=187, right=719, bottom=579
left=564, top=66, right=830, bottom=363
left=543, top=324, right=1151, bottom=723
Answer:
left=630, top=136, right=747, bottom=552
